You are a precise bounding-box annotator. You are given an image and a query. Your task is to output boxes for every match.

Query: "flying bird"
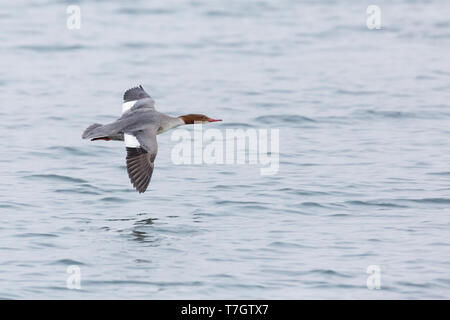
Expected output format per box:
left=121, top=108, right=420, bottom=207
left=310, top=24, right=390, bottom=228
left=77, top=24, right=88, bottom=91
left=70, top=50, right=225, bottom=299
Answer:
left=82, top=86, right=222, bottom=193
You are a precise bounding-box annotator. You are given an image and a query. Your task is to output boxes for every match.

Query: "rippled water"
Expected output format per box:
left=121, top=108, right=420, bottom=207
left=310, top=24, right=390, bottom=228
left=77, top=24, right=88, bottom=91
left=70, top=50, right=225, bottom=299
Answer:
left=1, top=0, right=450, bottom=299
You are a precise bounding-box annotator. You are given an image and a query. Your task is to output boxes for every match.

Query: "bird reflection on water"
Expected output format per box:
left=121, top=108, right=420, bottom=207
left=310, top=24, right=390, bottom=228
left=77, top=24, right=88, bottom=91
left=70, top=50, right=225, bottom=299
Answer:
left=131, top=215, right=160, bottom=245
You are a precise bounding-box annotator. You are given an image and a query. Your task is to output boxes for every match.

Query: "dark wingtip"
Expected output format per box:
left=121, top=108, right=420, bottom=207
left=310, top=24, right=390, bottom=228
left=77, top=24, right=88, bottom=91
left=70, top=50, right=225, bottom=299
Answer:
left=126, top=147, right=152, bottom=194
left=123, top=85, right=150, bottom=102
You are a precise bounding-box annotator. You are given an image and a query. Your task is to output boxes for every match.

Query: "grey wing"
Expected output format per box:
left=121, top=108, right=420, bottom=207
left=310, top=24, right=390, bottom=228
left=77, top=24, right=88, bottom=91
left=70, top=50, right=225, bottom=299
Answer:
left=125, top=129, right=158, bottom=193
left=123, top=86, right=155, bottom=111
left=124, top=85, right=153, bottom=103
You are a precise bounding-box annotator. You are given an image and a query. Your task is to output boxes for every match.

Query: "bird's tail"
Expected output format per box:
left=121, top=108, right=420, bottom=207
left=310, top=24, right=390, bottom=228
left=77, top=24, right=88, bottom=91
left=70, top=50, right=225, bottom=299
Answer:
left=82, top=123, right=124, bottom=141
left=82, top=123, right=103, bottom=139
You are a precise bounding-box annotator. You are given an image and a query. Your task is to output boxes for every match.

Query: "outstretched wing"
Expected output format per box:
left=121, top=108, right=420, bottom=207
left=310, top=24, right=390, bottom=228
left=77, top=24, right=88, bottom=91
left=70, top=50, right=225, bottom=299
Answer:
left=123, top=85, right=152, bottom=102
left=123, top=86, right=155, bottom=112
left=125, top=129, right=158, bottom=193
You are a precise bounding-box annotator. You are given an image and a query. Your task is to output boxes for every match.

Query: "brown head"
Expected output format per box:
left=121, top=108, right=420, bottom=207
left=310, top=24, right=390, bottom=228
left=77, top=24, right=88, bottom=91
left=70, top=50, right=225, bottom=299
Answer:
left=179, top=114, right=222, bottom=124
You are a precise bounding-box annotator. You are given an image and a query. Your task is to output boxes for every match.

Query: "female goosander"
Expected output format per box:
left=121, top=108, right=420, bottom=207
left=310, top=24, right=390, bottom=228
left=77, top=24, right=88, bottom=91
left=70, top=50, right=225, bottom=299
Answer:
left=82, top=86, right=222, bottom=193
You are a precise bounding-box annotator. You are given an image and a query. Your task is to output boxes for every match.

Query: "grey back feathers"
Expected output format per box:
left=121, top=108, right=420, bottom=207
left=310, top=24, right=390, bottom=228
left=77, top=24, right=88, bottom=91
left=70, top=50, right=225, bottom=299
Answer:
left=128, top=98, right=155, bottom=112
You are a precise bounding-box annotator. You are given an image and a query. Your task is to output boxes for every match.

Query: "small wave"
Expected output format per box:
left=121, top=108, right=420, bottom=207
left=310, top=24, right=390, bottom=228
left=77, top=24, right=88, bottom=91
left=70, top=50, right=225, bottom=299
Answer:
left=26, top=174, right=87, bottom=184
left=55, top=188, right=101, bottom=195
left=117, top=8, right=175, bottom=15
left=336, top=89, right=382, bottom=96
left=277, top=187, right=329, bottom=196
left=213, top=184, right=233, bottom=190
left=203, top=10, right=244, bottom=18
left=308, top=269, right=353, bottom=278
left=346, top=200, right=408, bottom=208
left=15, top=233, right=58, bottom=238
left=17, top=44, right=86, bottom=52
left=300, top=202, right=326, bottom=208
left=48, top=259, right=85, bottom=266
left=427, top=171, right=450, bottom=176
left=396, top=281, right=432, bottom=288
left=223, top=122, right=255, bottom=128
left=121, top=42, right=169, bottom=49
left=100, top=197, right=131, bottom=203
left=429, top=33, right=450, bottom=40
left=354, top=109, right=416, bottom=119
left=416, top=75, right=436, bottom=81
left=0, top=201, right=37, bottom=209
left=45, top=116, right=65, bottom=121
left=328, top=213, right=351, bottom=217
left=434, top=21, right=450, bottom=28
left=239, top=205, right=270, bottom=211
left=409, top=198, right=450, bottom=204
left=254, top=115, right=315, bottom=125
left=47, top=146, right=91, bottom=156
left=215, top=200, right=265, bottom=206
left=241, top=91, right=261, bottom=96
left=268, top=241, right=310, bottom=249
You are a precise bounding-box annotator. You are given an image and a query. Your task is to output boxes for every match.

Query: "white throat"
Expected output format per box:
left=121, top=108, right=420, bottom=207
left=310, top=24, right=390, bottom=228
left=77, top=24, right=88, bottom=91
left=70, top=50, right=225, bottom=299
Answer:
left=158, top=117, right=185, bottom=134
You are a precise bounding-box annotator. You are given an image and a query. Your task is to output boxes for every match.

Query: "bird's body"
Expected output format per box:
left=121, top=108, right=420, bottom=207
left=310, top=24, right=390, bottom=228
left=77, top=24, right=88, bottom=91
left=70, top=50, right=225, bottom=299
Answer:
left=82, top=86, right=221, bottom=193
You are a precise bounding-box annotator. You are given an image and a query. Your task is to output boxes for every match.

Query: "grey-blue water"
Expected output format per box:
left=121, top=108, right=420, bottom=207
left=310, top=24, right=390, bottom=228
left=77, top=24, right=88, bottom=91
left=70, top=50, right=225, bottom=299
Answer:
left=1, top=0, right=450, bottom=299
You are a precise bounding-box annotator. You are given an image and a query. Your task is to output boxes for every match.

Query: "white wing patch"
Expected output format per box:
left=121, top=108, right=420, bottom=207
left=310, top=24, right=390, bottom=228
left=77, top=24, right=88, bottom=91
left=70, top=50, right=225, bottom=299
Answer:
left=122, top=100, right=137, bottom=112
left=122, top=100, right=141, bottom=148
